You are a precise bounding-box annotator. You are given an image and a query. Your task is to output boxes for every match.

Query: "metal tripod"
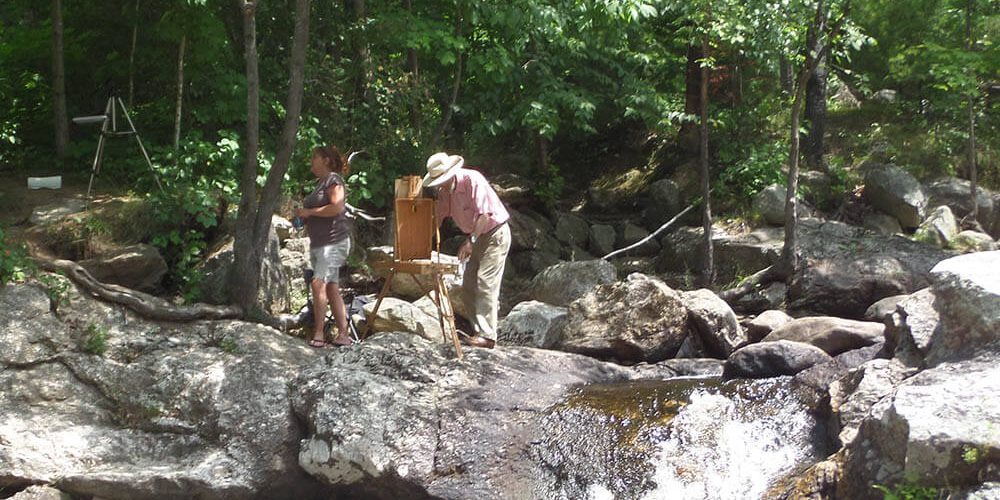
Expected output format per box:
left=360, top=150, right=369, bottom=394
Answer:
left=75, top=95, right=164, bottom=201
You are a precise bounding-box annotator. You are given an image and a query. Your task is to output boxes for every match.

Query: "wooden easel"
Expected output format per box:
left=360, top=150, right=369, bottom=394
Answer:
left=361, top=176, right=463, bottom=358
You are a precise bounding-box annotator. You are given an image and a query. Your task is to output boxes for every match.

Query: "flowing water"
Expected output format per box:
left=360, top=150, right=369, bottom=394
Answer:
left=537, top=377, right=826, bottom=500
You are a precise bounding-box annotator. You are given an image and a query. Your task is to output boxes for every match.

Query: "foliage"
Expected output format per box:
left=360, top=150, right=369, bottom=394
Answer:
left=716, top=140, right=788, bottom=202
left=83, top=323, right=109, bottom=355
left=873, top=483, right=944, bottom=500
left=0, top=227, right=32, bottom=285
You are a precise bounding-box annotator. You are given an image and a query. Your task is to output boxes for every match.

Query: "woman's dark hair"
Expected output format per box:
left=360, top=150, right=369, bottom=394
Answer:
left=313, top=145, right=350, bottom=176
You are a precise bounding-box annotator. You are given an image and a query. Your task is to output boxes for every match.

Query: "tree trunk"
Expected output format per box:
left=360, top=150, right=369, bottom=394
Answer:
left=430, top=13, right=464, bottom=150
left=52, top=0, right=69, bottom=163
left=352, top=0, right=370, bottom=103
left=779, top=56, right=793, bottom=95
left=803, top=51, right=827, bottom=170
left=966, top=0, right=979, bottom=223
left=699, top=33, right=714, bottom=287
left=173, top=33, right=186, bottom=152
left=231, top=0, right=312, bottom=316
left=679, top=43, right=703, bottom=154
left=403, top=0, right=421, bottom=132
left=128, top=0, right=140, bottom=107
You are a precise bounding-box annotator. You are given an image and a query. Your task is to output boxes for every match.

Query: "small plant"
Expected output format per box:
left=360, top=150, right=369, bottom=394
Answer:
left=873, top=483, right=944, bottom=500
left=962, top=445, right=982, bottom=464
left=83, top=323, right=110, bottom=355
left=218, top=338, right=239, bottom=354
left=36, top=272, right=71, bottom=311
left=0, top=227, right=33, bottom=285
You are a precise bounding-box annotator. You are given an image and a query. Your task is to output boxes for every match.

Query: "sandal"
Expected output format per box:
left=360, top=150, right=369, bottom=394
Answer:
left=308, top=339, right=328, bottom=348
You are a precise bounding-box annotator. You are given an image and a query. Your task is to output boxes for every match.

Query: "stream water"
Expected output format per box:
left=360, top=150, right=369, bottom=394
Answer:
left=537, top=377, right=826, bottom=500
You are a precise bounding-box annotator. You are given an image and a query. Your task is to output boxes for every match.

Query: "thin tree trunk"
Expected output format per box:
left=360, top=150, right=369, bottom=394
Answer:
left=699, top=32, right=714, bottom=287
left=231, top=0, right=312, bottom=315
left=779, top=56, right=793, bottom=95
left=804, top=51, right=827, bottom=170
left=128, top=0, right=140, bottom=107
left=173, top=33, right=186, bottom=152
left=679, top=43, right=703, bottom=154
left=232, top=0, right=263, bottom=313
left=352, top=0, right=370, bottom=103
left=966, top=0, right=979, bottom=223
left=52, top=0, right=69, bottom=163
left=403, top=0, right=421, bottom=132
left=430, top=14, right=464, bottom=150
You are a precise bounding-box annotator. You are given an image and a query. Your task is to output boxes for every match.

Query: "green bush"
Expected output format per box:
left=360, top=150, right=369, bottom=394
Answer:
left=0, top=227, right=32, bottom=285
left=716, top=140, right=788, bottom=203
left=83, top=323, right=109, bottom=355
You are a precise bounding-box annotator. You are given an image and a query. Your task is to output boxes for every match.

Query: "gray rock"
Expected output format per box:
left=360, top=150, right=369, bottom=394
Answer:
left=744, top=309, right=793, bottom=343
left=792, top=343, right=885, bottom=395
left=788, top=218, right=953, bottom=318
left=641, top=179, right=682, bottom=229
left=556, top=273, right=688, bottom=363
left=554, top=212, right=590, bottom=247
left=0, top=282, right=327, bottom=499
left=618, top=222, right=660, bottom=256
left=753, top=184, right=787, bottom=226
left=839, top=356, right=1000, bottom=498
left=291, top=332, right=634, bottom=498
left=763, top=316, right=885, bottom=356
left=951, top=482, right=1000, bottom=499
left=924, top=251, right=1000, bottom=366
left=273, top=214, right=295, bottom=242
left=914, top=205, right=959, bottom=248
left=800, top=170, right=836, bottom=208
left=884, top=288, right=939, bottom=368
left=497, top=300, right=567, bottom=349
left=733, top=281, right=787, bottom=314
left=658, top=358, right=725, bottom=377
left=28, top=199, right=87, bottom=225
left=951, top=230, right=997, bottom=253
left=561, top=243, right=594, bottom=262
left=0, top=284, right=71, bottom=366
left=509, top=250, right=562, bottom=277
left=8, top=486, right=71, bottom=500
left=829, top=358, right=916, bottom=447
left=992, top=193, right=1000, bottom=239
left=862, top=212, right=903, bottom=235
left=367, top=246, right=462, bottom=301
left=681, top=288, right=746, bottom=357
left=508, top=208, right=560, bottom=254
left=723, top=340, right=833, bottom=380
left=412, top=278, right=468, bottom=323
left=588, top=224, right=617, bottom=257
left=79, top=243, right=167, bottom=293
left=363, top=297, right=450, bottom=343
left=658, top=225, right=781, bottom=286
left=864, top=294, right=910, bottom=322
left=926, top=177, right=994, bottom=224
left=863, top=164, right=927, bottom=228
left=529, top=259, right=617, bottom=307
left=197, top=225, right=290, bottom=315
left=872, top=89, right=897, bottom=103
left=491, top=173, right=535, bottom=207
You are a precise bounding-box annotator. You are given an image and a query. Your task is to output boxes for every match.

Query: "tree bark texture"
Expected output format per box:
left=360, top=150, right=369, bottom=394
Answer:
left=699, top=33, right=715, bottom=287
left=128, top=0, right=140, bottom=107
left=173, top=34, right=186, bottom=152
left=52, top=0, right=69, bottom=163
left=231, top=0, right=311, bottom=315
left=679, top=43, right=703, bottom=154
left=803, top=52, right=827, bottom=170
left=966, top=0, right=979, bottom=223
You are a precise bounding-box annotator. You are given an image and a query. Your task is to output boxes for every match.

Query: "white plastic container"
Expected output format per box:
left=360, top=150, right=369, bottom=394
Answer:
left=27, top=176, right=62, bottom=190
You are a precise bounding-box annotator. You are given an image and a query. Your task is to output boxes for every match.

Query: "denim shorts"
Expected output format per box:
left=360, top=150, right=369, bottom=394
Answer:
left=310, top=237, right=351, bottom=283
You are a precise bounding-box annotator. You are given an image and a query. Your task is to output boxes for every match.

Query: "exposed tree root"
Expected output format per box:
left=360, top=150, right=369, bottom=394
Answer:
left=37, top=258, right=243, bottom=322
left=717, top=263, right=790, bottom=305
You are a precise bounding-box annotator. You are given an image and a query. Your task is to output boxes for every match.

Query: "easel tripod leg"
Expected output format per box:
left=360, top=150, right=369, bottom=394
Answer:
left=437, top=273, right=462, bottom=359
left=361, top=270, right=395, bottom=340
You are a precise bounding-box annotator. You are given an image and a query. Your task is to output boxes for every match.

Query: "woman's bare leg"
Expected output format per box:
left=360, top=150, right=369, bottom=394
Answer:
left=327, top=282, right=351, bottom=345
left=310, top=278, right=328, bottom=343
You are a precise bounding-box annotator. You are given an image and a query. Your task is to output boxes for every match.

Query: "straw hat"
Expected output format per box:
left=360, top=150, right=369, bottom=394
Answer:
left=422, top=152, right=464, bottom=188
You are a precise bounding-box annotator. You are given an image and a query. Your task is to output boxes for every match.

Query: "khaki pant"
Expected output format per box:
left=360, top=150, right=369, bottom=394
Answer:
left=462, top=223, right=511, bottom=341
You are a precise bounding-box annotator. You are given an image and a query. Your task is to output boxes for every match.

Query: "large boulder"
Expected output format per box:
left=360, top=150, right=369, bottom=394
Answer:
left=496, top=300, right=567, bottom=349
left=788, top=218, right=954, bottom=318
left=722, top=340, right=833, bottom=380
left=681, top=288, right=746, bottom=358
left=828, top=358, right=917, bottom=447
left=925, top=177, right=994, bottom=224
left=762, top=316, right=885, bottom=356
left=863, top=294, right=910, bottom=322
left=884, top=288, right=939, bottom=368
left=363, top=297, right=450, bottom=344
left=863, top=164, right=927, bottom=228
left=28, top=199, right=87, bottom=226
left=923, top=251, right=1000, bottom=365
left=555, top=273, right=688, bottom=363
left=588, top=224, right=616, bottom=257
left=78, top=243, right=167, bottom=293
left=992, top=193, right=1000, bottom=239
left=618, top=222, right=660, bottom=257
left=951, top=230, right=997, bottom=253
left=744, top=309, right=793, bottom=343
left=197, top=225, right=290, bottom=315
left=366, top=246, right=462, bottom=301
left=0, top=281, right=327, bottom=499
left=658, top=225, right=781, bottom=286
left=838, top=356, right=1000, bottom=499
left=529, top=259, right=617, bottom=307
left=291, top=332, right=635, bottom=498
left=641, top=179, right=682, bottom=230
left=508, top=208, right=561, bottom=255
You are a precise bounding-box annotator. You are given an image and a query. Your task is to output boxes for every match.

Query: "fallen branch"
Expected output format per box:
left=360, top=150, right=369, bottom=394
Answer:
left=37, top=258, right=243, bottom=322
left=602, top=200, right=700, bottom=260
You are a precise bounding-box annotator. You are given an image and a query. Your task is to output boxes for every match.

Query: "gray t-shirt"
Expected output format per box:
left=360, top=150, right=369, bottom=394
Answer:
left=303, top=173, right=350, bottom=247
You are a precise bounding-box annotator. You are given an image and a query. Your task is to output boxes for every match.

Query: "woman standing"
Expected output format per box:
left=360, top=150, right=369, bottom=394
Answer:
left=296, top=145, right=353, bottom=347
